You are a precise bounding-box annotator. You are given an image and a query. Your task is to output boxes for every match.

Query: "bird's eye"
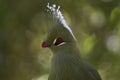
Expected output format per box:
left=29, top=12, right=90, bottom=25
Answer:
left=53, top=37, right=65, bottom=46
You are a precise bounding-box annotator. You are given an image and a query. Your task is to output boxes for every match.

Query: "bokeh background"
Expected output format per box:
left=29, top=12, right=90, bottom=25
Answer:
left=0, top=0, right=120, bottom=80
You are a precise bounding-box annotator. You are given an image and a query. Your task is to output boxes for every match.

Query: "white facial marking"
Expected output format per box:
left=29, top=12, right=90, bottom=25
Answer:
left=53, top=38, right=57, bottom=45
left=57, top=42, right=66, bottom=46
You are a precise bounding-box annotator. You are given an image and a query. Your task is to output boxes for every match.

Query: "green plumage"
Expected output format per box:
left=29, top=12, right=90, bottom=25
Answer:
left=44, top=3, right=102, bottom=80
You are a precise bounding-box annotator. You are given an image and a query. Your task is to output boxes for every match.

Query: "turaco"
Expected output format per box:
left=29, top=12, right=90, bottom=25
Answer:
left=41, top=3, right=102, bottom=80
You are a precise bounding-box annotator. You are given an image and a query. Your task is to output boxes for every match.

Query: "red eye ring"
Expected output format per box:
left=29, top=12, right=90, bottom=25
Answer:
left=54, top=37, right=64, bottom=46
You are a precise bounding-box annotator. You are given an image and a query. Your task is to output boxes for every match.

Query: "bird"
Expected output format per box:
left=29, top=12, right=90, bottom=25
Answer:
left=41, top=3, right=102, bottom=80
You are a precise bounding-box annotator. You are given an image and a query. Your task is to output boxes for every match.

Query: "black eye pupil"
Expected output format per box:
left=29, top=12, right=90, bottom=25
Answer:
left=54, top=37, right=64, bottom=46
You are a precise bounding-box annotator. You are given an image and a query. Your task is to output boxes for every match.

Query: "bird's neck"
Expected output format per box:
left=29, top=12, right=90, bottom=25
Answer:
left=50, top=45, right=82, bottom=74
left=51, top=45, right=80, bottom=55
left=52, top=44, right=81, bottom=57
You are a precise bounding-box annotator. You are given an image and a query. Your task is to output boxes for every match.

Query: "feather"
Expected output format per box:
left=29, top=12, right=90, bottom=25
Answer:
left=47, top=3, right=76, bottom=41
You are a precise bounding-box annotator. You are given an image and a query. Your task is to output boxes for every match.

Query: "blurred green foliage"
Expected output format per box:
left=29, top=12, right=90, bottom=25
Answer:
left=0, top=0, right=120, bottom=80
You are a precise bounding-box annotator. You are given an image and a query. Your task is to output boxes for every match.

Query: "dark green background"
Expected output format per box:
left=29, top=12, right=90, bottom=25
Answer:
left=0, top=0, right=120, bottom=80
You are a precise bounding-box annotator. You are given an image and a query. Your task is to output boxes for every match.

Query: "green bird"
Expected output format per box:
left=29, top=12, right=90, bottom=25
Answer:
left=41, top=3, right=102, bottom=80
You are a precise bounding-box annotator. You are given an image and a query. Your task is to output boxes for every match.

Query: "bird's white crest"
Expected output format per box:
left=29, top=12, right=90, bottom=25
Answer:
left=47, top=3, right=77, bottom=41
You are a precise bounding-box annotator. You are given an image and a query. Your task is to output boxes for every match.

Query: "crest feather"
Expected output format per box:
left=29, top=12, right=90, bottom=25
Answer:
left=47, top=3, right=76, bottom=41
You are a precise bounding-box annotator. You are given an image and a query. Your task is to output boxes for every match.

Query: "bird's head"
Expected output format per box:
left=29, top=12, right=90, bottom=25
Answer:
left=41, top=3, right=77, bottom=53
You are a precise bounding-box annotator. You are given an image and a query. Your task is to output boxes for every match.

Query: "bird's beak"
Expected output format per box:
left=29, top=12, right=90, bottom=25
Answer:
left=41, top=41, right=51, bottom=48
left=41, top=41, right=48, bottom=48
